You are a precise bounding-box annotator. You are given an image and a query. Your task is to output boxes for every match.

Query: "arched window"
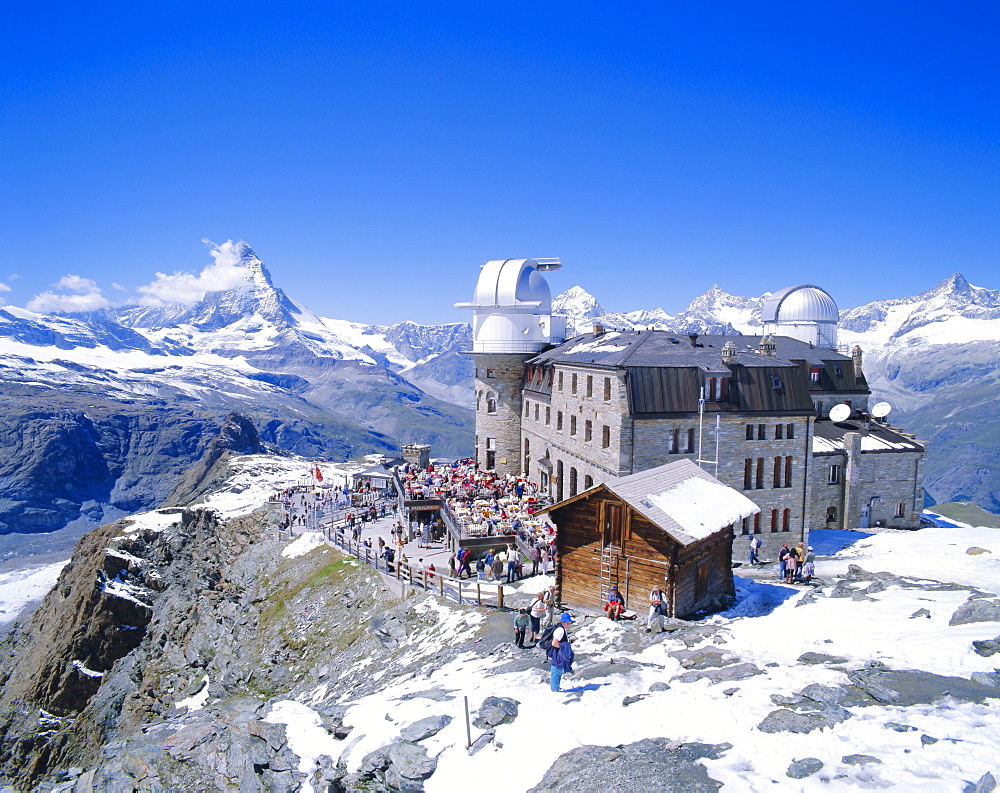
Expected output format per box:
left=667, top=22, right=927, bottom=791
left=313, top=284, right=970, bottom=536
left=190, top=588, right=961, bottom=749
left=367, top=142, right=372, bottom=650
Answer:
left=569, top=467, right=578, bottom=497
left=826, top=506, right=838, bottom=523
left=584, top=475, right=593, bottom=489
left=487, top=398, right=497, bottom=414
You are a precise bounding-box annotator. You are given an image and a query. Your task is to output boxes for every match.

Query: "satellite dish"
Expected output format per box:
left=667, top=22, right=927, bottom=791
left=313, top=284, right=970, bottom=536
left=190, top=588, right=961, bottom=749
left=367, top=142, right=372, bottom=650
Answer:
left=871, top=401, right=892, bottom=418
left=828, top=404, right=851, bottom=423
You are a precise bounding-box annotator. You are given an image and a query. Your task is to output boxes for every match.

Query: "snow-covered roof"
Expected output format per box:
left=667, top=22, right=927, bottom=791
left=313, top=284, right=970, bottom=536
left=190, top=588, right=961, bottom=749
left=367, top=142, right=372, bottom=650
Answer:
left=547, top=458, right=759, bottom=546
left=811, top=419, right=924, bottom=454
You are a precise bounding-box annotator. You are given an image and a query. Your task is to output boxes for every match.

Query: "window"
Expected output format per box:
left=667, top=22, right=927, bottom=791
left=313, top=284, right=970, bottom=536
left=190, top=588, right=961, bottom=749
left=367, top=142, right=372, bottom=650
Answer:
left=756, top=458, right=764, bottom=489
left=571, top=373, right=577, bottom=394
left=770, top=509, right=778, bottom=533
left=487, top=398, right=497, bottom=414
left=746, top=424, right=754, bottom=441
left=586, top=376, right=593, bottom=398
left=782, top=508, right=790, bottom=532
left=523, top=401, right=530, bottom=417
left=485, top=437, right=496, bottom=470
left=757, top=424, right=766, bottom=440
left=828, top=464, right=840, bottom=484
left=602, top=425, right=611, bottom=448
left=686, top=428, right=696, bottom=454
left=784, top=456, right=793, bottom=488
left=558, top=371, right=563, bottom=391
left=772, top=376, right=783, bottom=391
left=584, top=420, right=592, bottom=442
left=753, top=513, right=761, bottom=534
left=773, top=457, right=781, bottom=488
left=834, top=365, right=843, bottom=377
left=570, top=415, right=577, bottom=436
left=744, top=459, right=753, bottom=490
left=584, top=475, right=593, bottom=489
left=534, top=403, right=539, bottom=421
left=826, top=506, right=838, bottom=523
left=895, top=502, right=905, bottom=518
left=775, top=423, right=783, bottom=440
left=669, top=428, right=679, bottom=454
left=556, top=460, right=564, bottom=501
left=705, top=377, right=726, bottom=401
left=741, top=517, right=750, bottom=535
left=603, top=377, right=612, bottom=401
left=810, top=367, right=821, bottom=385
left=786, top=423, right=795, bottom=439
left=569, top=467, right=578, bottom=497
left=485, top=368, right=496, bottom=379
left=523, top=438, right=530, bottom=472
left=545, top=406, right=551, bottom=425
left=556, top=411, right=563, bottom=431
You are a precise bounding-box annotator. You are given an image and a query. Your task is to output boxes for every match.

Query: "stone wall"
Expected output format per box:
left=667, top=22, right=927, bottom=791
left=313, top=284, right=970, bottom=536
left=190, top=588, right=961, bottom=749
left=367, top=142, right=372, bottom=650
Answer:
left=634, top=413, right=815, bottom=562
left=810, top=449, right=925, bottom=531
left=473, top=353, right=532, bottom=477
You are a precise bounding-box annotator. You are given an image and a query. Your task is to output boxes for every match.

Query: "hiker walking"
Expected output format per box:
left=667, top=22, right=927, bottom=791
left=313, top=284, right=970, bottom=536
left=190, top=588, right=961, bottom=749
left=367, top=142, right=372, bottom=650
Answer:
left=542, top=585, right=556, bottom=628
left=546, top=613, right=575, bottom=691
left=749, top=536, right=761, bottom=566
left=513, top=608, right=529, bottom=649
left=528, top=592, right=546, bottom=643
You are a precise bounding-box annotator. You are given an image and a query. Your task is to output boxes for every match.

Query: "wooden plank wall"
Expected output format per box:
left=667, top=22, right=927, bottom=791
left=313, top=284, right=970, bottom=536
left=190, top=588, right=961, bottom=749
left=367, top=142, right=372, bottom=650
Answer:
left=673, top=529, right=735, bottom=618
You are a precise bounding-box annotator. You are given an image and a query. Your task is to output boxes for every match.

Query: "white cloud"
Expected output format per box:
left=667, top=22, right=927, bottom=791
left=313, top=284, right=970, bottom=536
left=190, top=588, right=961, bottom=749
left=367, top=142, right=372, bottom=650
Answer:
left=0, top=282, right=11, bottom=293
left=26, top=273, right=110, bottom=314
left=111, top=282, right=127, bottom=291
left=135, top=239, right=250, bottom=307
left=54, top=274, right=100, bottom=294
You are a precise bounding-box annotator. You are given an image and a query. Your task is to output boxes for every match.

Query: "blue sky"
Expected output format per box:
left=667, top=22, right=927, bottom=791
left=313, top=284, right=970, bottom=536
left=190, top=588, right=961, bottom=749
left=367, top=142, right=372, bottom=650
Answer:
left=1, top=3, right=996, bottom=325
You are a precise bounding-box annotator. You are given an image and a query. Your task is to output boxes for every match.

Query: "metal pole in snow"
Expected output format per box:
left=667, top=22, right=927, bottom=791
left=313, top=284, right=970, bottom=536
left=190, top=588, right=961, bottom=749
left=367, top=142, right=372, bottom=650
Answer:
left=464, top=696, right=472, bottom=749
left=697, top=386, right=705, bottom=469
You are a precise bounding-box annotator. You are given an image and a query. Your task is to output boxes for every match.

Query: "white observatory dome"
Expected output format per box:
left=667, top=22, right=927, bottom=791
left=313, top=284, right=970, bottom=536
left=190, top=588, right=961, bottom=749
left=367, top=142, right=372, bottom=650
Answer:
left=761, top=284, right=840, bottom=349
left=456, top=258, right=566, bottom=353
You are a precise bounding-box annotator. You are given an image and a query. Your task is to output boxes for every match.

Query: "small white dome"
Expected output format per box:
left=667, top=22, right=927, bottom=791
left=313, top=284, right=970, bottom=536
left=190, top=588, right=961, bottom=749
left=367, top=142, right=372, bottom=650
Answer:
left=761, top=285, right=839, bottom=324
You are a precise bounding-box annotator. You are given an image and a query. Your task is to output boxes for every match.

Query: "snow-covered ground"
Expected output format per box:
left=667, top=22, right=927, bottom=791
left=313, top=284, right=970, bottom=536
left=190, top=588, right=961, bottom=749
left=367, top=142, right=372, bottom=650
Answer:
left=0, top=561, right=70, bottom=630
left=271, top=524, right=1000, bottom=792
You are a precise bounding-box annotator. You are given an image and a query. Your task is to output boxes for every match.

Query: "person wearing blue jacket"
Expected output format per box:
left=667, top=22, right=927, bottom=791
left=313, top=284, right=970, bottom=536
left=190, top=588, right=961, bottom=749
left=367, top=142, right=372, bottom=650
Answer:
left=548, top=613, right=575, bottom=691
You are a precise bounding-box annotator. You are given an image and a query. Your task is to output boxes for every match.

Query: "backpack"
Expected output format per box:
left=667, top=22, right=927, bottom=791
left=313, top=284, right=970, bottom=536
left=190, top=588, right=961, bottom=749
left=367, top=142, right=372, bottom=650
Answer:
left=537, top=624, right=559, bottom=651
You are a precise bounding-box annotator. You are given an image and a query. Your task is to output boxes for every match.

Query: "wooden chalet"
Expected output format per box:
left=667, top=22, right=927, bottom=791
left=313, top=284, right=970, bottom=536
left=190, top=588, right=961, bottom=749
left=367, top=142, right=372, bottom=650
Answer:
left=542, top=459, right=760, bottom=619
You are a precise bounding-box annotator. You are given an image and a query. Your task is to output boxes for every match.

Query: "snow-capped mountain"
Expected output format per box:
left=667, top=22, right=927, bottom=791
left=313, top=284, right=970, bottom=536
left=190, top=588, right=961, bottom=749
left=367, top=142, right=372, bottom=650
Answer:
left=0, top=242, right=473, bottom=545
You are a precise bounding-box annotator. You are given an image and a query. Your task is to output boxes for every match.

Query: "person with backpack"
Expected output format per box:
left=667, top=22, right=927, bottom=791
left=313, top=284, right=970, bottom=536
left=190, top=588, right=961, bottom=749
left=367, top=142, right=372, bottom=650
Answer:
left=528, top=592, right=546, bottom=643
left=476, top=556, right=487, bottom=581
left=749, top=536, right=761, bottom=566
left=545, top=613, right=575, bottom=691
left=457, top=548, right=472, bottom=579
left=647, top=585, right=668, bottom=633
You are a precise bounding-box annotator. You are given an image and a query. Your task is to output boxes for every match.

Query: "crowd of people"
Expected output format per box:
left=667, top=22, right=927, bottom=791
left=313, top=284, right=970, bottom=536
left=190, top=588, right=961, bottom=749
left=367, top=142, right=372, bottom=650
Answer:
left=397, top=460, right=556, bottom=547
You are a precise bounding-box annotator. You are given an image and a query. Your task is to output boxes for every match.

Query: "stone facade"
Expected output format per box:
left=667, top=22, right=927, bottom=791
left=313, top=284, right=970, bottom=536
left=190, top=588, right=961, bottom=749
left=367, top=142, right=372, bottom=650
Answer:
left=473, top=352, right=532, bottom=477
left=810, top=435, right=926, bottom=531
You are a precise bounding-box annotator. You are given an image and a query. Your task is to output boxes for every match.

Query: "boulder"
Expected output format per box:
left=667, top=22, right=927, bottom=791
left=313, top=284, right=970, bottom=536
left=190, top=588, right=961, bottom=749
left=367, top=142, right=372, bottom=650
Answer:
left=972, top=637, right=1000, bottom=657
left=800, top=684, right=846, bottom=705
left=910, top=608, right=932, bottom=619
left=388, top=741, right=437, bottom=782
left=648, top=682, right=671, bottom=693
left=400, top=714, right=452, bottom=743
left=842, top=754, right=881, bottom=766
left=966, top=547, right=990, bottom=556
left=797, top=651, right=848, bottom=665
left=472, top=696, right=519, bottom=729
left=358, top=746, right=392, bottom=777
left=950, top=598, right=1000, bottom=627
left=528, top=739, right=728, bottom=792
left=963, top=772, right=997, bottom=793
left=786, top=758, right=824, bottom=779
left=677, top=663, right=762, bottom=685
left=757, top=709, right=836, bottom=734
left=669, top=648, right=738, bottom=670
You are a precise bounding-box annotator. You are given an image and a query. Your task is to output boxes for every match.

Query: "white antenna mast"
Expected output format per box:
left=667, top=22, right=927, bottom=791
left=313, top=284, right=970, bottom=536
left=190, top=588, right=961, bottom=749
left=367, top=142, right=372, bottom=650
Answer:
left=696, top=387, right=721, bottom=473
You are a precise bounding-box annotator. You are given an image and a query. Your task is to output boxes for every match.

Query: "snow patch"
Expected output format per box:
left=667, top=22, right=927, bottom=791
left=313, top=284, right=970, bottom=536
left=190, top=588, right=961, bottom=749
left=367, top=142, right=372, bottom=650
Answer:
left=645, top=477, right=759, bottom=540
left=282, top=531, right=328, bottom=559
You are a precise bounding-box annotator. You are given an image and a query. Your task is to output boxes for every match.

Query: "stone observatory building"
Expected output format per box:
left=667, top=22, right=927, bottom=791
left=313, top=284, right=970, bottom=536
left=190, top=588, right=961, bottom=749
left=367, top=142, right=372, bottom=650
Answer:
left=458, top=263, right=926, bottom=562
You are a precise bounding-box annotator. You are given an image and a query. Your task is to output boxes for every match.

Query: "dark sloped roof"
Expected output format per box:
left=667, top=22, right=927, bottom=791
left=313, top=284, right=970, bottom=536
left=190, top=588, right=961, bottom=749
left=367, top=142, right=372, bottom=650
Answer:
left=528, top=329, right=852, bottom=369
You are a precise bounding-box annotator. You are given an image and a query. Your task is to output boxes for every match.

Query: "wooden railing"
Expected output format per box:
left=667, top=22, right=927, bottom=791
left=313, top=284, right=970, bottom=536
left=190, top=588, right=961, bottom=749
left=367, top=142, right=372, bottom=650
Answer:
left=324, top=523, right=506, bottom=609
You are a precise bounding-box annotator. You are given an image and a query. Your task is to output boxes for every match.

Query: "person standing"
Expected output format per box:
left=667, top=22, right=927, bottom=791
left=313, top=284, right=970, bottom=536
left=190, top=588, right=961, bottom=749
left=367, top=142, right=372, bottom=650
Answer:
left=529, top=544, right=541, bottom=576
left=513, top=608, right=529, bottom=649
left=647, top=585, right=667, bottom=633
left=801, top=546, right=816, bottom=583
left=528, top=592, right=546, bottom=644
left=547, top=613, right=575, bottom=691
left=505, top=544, right=519, bottom=583
left=778, top=543, right=790, bottom=580
left=542, top=585, right=556, bottom=628
left=749, top=536, right=761, bottom=566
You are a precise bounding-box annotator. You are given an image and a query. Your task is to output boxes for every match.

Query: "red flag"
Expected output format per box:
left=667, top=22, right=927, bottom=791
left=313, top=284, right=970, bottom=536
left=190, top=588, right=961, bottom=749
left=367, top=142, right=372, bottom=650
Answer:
left=314, top=466, right=323, bottom=482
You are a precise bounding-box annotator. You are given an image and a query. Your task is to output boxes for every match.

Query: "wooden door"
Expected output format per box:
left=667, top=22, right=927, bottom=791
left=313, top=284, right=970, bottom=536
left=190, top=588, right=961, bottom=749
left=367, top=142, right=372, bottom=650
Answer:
left=603, top=502, right=624, bottom=548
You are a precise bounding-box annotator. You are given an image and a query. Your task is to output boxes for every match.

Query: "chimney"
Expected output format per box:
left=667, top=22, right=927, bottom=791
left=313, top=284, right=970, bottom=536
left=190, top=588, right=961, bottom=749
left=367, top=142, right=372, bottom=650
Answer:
left=688, top=333, right=699, bottom=347
left=593, top=323, right=605, bottom=336
left=721, top=340, right=738, bottom=362
left=758, top=336, right=776, bottom=357
left=852, top=345, right=864, bottom=381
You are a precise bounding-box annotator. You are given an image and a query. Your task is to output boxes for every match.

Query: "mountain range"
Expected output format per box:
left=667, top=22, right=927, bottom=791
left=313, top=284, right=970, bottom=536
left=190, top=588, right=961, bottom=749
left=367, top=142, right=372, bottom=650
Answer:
left=1, top=243, right=996, bottom=556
